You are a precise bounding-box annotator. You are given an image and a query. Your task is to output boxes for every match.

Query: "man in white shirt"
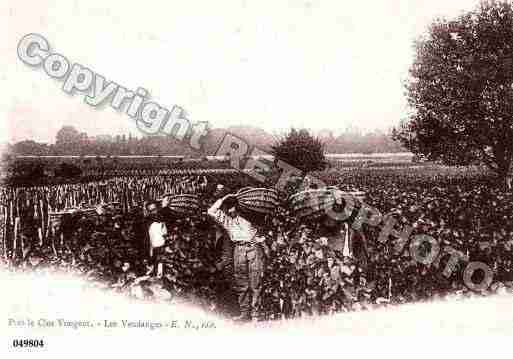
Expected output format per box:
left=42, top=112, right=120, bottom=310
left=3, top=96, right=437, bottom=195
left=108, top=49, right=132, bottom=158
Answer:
left=208, top=194, right=266, bottom=322
left=146, top=201, right=167, bottom=278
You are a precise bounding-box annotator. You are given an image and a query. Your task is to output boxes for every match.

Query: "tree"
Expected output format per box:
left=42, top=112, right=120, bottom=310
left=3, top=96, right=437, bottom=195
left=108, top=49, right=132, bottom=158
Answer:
left=55, top=125, right=82, bottom=154
left=270, top=128, right=327, bottom=173
left=395, top=0, right=513, bottom=187
left=11, top=140, right=49, bottom=155
left=56, top=126, right=81, bottom=146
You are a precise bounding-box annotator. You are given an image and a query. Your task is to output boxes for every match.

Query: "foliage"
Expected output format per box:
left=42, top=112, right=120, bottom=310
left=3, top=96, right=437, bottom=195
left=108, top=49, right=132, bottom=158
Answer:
left=54, top=162, right=83, bottom=179
left=396, top=0, right=513, bottom=185
left=4, top=160, right=46, bottom=185
left=8, top=126, right=405, bottom=157
left=271, top=128, right=328, bottom=173
left=2, top=165, right=512, bottom=319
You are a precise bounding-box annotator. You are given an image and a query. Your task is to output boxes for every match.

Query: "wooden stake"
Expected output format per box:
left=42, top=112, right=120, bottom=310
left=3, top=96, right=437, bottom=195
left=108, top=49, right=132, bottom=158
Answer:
left=13, top=216, right=19, bottom=260
left=1, top=206, right=6, bottom=260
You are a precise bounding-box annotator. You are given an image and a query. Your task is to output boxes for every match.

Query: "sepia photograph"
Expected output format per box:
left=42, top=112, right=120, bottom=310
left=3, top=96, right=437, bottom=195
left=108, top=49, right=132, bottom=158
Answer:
left=2, top=0, right=513, bottom=357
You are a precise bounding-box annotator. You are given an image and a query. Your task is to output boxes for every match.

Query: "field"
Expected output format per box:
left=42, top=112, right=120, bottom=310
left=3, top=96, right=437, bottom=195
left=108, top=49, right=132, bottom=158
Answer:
left=1, top=152, right=419, bottom=185
left=0, top=157, right=511, bottom=320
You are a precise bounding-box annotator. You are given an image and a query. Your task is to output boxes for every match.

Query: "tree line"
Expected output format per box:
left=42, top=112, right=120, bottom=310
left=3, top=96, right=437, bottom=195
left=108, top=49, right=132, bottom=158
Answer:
left=5, top=125, right=404, bottom=157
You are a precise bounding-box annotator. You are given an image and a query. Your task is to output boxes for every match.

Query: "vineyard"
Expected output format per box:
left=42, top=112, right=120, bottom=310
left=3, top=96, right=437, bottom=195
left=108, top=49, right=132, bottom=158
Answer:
left=1, top=163, right=512, bottom=320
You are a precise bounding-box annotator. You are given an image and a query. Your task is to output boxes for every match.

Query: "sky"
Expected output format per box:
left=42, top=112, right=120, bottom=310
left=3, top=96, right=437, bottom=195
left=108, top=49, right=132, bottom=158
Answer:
left=2, top=0, right=482, bottom=144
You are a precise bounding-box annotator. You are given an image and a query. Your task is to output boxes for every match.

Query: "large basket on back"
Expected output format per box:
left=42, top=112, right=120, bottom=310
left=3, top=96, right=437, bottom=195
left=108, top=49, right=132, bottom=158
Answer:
left=236, top=187, right=279, bottom=215
left=49, top=207, right=97, bottom=229
left=88, top=202, right=122, bottom=217
left=48, top=208, right=77, bottom=229
left=165, top=194, right=201, bottom=217
left=289, top=187, right=366, bottom=221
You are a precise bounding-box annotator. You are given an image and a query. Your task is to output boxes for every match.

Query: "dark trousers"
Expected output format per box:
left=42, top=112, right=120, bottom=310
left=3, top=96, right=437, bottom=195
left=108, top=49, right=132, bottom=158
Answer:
left=232, top=243, right=264, bottom=319
left=151, top=245, right=164, bottom=274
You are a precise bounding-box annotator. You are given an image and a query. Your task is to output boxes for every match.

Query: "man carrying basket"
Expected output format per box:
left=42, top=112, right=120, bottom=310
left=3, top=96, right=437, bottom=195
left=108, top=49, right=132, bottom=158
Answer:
left=208, top=189, right=276, bottom=322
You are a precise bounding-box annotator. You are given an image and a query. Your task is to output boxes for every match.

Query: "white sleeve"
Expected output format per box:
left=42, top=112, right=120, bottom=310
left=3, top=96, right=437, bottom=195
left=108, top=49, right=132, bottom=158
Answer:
left=148, top=223, right=157, bottom=242
left=207, top=197, right=226, bottom=225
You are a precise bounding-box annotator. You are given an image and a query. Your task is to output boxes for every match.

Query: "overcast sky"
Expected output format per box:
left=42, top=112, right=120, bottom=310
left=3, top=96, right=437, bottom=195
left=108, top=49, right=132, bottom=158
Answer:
left=2, top=0, right=482, bottom=143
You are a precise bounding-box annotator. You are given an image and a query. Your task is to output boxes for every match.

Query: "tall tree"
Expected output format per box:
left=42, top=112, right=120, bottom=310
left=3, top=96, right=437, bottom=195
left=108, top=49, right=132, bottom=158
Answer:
left=270, top=128, right=327, bottom=173
left=395, top=0, right=513, bottom=187
left=55, top=126, right=81, bottom=146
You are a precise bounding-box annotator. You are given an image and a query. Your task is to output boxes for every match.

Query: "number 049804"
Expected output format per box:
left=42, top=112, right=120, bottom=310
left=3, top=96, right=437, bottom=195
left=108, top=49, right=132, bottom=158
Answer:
left=12, top=339, right=44, bottom=348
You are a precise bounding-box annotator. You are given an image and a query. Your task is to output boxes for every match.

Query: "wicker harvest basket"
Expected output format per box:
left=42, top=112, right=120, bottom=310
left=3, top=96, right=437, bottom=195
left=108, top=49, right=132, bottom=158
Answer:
left=49, top=207, right=97, bottom=228
left=103, top=202, right=123, bottom=216
left=164, top=194, right=201, bottom=217
left=289, top=188, right=366, bottom=220
left=48, top=208, right=76, bottom=228
left=235, top=187, right=279, bottom=215
left=49, top=201, right=124, bottom=227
